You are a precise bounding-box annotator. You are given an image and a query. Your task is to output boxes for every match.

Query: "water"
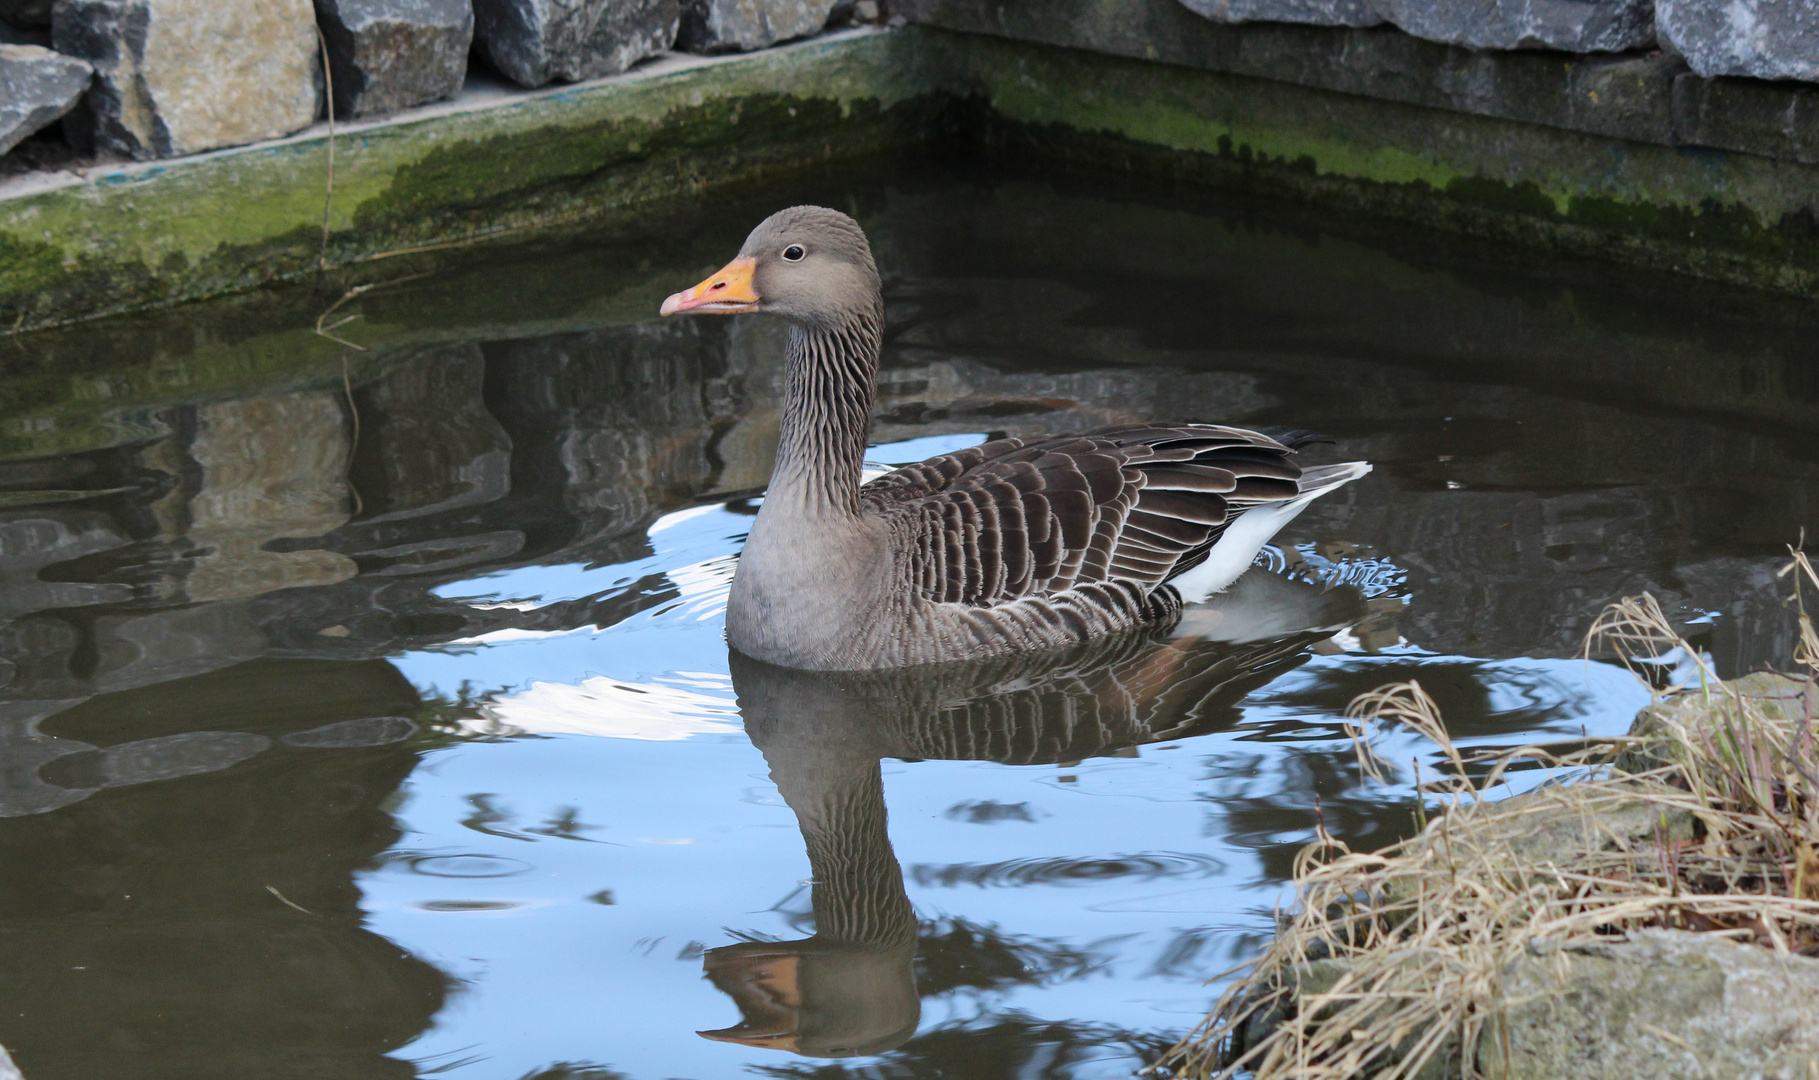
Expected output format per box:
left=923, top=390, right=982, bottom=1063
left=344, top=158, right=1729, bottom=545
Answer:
left=1, top=161, right=1815, bottom=1080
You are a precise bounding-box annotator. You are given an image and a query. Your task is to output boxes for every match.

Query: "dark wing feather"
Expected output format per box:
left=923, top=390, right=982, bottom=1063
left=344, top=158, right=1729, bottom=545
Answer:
left=861, top=425, right=1309, bottom=608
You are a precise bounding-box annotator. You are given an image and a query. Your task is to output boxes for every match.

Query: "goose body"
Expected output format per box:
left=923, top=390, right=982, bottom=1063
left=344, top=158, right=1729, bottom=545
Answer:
left=662, top=206, right=1371, bottom=671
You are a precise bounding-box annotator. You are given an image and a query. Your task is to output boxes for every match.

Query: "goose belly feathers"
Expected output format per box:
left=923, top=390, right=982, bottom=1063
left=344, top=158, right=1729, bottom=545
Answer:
left=662, top=205, right=1371, bottom=670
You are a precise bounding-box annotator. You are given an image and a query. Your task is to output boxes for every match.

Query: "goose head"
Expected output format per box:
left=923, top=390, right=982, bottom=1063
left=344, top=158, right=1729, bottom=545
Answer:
left=660, top=206, right=882, bottom=329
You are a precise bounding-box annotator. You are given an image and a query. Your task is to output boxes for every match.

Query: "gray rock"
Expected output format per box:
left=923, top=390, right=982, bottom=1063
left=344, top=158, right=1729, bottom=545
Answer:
left=473, top=0, right=678, bottom=88
left=1378, top=0, right=1655, bottom=52
left=315, top=0, right=474, bottom=118
left=0, top=43, right=92, bottom=156
left=1256, top=929, right=1819, bottom=1078
left=1658, top=0, right=1819, bottom=81
left=1483, top=929, right=1819, bottom=1078
left=1175, top=0, right=1381, bottom=28
left=0, top=0, right=50, bottom=29
left=54, top=0, right=320, bottom=159
left=1620, top=671, right=1807, bottom=772
left=95, top=731, right=272, bottom=786
left=677, top=0, right=840, bottom=52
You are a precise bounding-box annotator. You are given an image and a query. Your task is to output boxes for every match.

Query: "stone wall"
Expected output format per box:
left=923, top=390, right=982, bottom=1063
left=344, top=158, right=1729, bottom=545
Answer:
left=5, top=0, right=1819, bottom=324
left=7, top=0, right=1818, bottom=166
left=0, top=0, right=871, bottom=160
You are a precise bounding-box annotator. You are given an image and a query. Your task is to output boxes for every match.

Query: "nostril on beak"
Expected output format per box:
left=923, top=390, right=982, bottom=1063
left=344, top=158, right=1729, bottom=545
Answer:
left=711, top=281, right=726, bottom=291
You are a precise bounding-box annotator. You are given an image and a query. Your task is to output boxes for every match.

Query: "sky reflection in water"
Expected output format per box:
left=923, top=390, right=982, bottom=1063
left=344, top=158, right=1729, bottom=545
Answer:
left=367, top=477, right=1648, bottom=1080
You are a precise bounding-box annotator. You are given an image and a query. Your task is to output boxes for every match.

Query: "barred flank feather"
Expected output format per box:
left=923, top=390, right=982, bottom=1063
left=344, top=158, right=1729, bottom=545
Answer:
left=862, top=424, right=1359, bottom=631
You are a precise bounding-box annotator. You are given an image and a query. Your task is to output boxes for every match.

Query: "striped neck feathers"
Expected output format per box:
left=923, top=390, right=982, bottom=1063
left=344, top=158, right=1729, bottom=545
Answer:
left=771, top=313, right=883, bottom=516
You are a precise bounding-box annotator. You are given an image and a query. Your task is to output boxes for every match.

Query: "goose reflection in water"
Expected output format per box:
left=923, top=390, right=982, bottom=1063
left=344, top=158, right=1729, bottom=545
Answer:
left=698, top=568, right=1368, bottom=1058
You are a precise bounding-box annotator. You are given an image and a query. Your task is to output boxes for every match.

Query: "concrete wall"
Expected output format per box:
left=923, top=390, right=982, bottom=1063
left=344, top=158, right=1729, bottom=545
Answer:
left=903, top=0, right=1819, bottom=297
left=6, top=3, right=1819, bottom=329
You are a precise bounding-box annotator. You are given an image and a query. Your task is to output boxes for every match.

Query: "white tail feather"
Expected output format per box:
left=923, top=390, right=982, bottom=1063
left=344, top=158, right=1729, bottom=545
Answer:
left=1166, top=461, right=1372, bottom=604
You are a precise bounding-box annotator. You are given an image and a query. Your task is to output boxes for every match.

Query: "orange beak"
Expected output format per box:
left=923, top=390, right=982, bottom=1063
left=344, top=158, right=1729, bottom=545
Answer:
left=661, top=257, right=760, bottom=316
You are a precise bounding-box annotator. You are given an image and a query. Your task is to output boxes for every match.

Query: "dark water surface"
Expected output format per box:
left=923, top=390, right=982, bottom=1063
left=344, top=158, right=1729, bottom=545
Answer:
left=1, top=161, right=1815, bottom=1079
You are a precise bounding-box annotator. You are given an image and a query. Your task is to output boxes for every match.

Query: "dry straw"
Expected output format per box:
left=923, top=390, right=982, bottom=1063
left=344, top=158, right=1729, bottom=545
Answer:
left=1155, top=547, right=1819, bottom=1080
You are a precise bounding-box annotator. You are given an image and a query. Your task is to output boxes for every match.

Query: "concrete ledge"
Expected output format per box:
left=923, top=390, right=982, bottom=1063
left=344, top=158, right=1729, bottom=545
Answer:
left=7, top=13, right=1819, bottom=328
left=0, top=28, right=947, bottom=331
left=899, top=0, right=1819, bottom=166
left=934, top=28, right=1819, bottom=296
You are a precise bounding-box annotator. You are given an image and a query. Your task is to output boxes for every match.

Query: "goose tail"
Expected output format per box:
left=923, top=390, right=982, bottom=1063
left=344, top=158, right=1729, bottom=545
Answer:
left=1167, top=460, right=1372, bottom=604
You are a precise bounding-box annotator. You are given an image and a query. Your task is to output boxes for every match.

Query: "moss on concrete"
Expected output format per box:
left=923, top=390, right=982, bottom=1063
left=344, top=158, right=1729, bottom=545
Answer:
left=0, top=29, right=946, bottom=332
left=5, top=21, right=1819, bottom=329
left=939, top=30, right=1819, bottom=296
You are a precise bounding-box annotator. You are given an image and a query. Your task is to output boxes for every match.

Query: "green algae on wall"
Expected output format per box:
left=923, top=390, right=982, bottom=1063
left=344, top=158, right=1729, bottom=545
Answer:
left=0, top=29, right=948, bottom=332
left=6, top=21, right=1819, bottom=332
left=934, top=31, right=1819, bottom=297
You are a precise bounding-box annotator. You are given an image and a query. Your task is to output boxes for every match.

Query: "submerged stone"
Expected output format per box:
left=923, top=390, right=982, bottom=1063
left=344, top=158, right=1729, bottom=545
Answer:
left=315, top=0, right=475, bottom=118
left=1174, top=0, right=1381, bottom=28
left=472, top=0, right=678, bottom=88
left=1658, top=0, right=1819, bottom=82
left=0, top=43, right=92, bottom=156
left=677, top=0, right=839, bottom=52
left=1377, top=0, right=1654, bottom=52
left=54, top=0, right=320, bottom=159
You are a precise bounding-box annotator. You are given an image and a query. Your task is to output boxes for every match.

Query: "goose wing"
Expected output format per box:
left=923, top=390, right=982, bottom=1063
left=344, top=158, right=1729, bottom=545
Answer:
left=859, top=424, right=1307, bottom=608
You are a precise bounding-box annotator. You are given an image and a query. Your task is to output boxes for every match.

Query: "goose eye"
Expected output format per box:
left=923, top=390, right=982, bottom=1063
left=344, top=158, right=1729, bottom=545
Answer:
left=782, top=245, right=805, bottom=262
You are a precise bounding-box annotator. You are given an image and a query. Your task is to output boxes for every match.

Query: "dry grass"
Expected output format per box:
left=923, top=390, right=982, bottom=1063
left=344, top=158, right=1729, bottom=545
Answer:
left=1154, top=548, right=1819, bottom=1080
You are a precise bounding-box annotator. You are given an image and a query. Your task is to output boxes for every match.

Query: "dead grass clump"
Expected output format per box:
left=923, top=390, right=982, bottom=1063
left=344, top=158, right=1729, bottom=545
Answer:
left=1155, top=548, right=1819, bottom=1080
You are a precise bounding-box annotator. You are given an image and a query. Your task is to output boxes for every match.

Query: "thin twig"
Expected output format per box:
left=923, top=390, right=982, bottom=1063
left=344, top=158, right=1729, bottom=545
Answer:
left=315, top=24, right=338, bottom=284
left=341, top=351, right=363, bottom=518
left=266, top=885, right=314, bottom=915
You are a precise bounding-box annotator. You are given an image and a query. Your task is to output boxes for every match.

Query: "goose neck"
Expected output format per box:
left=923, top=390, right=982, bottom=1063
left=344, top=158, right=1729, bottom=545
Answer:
left=770, top=317, right=881, bottom=517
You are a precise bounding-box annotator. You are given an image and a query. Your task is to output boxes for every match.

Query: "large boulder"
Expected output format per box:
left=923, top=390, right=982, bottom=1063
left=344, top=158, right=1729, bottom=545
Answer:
left=314, top=0, right=474, bottom=118
left=676, top=0, right=839, bottom=52
left=1175, top=0, right=1381, bottom=27
left=1657, top=0, right=1819, bottom=81
left=54, top=0, right=320, bottom=159
left=1377, top=0, right=1655, bottom=52
left=1482, top=930, right=1819, bottom=1078
left=0, top=0, right=49, bottom=29
left=472, top=0, right=678, bottom=88
left=0, top=44, right=91, bottom=155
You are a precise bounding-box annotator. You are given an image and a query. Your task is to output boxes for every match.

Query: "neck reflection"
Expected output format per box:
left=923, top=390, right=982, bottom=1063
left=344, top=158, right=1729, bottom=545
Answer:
left=702, top=569, right=1366, bottom=1059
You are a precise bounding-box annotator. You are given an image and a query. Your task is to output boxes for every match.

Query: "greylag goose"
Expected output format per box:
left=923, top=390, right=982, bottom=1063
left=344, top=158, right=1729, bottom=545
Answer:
left=661, top=206, right=1371, bottom=671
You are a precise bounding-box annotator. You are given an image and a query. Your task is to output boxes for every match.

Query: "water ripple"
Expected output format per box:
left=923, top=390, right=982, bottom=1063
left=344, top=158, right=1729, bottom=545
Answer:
left=908, top=851, right=1227, bottom=889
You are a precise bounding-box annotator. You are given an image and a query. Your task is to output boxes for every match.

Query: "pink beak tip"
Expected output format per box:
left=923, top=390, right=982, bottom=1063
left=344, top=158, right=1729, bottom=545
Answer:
left=659, top=292, right=685, bottom=317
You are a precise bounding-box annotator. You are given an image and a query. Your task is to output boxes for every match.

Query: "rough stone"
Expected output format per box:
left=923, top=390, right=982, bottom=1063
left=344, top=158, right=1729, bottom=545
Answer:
left=472, top=0, right=678, bottom=88
left=0, top=44, right=92, bottom=156
left=1175, top=0, right=1380, bottom=28
left=1619, top=671, right=1809, bottom=772
left=0, top=0, right=50, bottom=29
left=1377, top=0, right=1655, bottom=52
left=1658, top=0, right=1819, bottom=82
left=1482, top=929, right=1819, bottom=1078
left=54, top=0, right=320, bottom=159
left=1672, top=73, right=1819, bottom=162
left=314, top=0, right=474, bottom=118
left=677, top=0, right=840, bottom=52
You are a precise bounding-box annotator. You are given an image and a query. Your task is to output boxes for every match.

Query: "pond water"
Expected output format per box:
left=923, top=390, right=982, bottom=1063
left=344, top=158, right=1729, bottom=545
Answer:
left=0, top=161, right=1816, bottom=1080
